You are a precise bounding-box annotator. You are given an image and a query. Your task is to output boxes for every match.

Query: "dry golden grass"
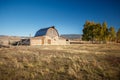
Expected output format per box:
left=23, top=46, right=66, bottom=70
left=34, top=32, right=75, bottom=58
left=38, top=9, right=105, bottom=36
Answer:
left=0, top=44, right=120, bottom=80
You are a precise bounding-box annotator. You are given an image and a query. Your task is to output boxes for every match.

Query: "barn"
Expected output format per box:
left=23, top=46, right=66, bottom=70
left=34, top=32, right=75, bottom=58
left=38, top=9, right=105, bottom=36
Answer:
left=30, top=26, right=69, bottom=45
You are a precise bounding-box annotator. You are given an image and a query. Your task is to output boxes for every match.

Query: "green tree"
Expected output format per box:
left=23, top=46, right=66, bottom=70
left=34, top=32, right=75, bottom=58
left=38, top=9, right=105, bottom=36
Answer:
left=82, top=21, right=117, bottom=43
left=108, top=27, right=116, bottom=41
left=95, top=23, right=102, bottom=41
left=82, top=21, right=102, bottom=42
left=116, top=28, right=120, bottom=43
left=101, top=22, right=109, bottom=42
left=82, top=21, right=95, bottom=41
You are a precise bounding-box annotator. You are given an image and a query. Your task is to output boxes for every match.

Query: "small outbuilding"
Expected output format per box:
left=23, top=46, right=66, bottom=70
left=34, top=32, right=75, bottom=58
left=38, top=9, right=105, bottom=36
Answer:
left=30, top=26, right=69, bottom=45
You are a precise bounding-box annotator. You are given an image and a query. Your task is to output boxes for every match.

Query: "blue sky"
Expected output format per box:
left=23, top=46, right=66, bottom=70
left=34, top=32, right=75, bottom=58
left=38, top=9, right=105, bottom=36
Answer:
left=0, top=0, right=120, bottom=36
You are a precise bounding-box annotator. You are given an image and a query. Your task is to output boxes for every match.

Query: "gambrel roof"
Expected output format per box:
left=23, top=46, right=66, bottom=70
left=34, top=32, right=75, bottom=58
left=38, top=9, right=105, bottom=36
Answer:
left=35, top=26, right=59, bottom=37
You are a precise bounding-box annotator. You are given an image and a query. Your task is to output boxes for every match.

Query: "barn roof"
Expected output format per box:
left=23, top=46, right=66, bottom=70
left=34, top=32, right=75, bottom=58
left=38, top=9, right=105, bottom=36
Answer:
left=35, top=26, right=58, bottom=37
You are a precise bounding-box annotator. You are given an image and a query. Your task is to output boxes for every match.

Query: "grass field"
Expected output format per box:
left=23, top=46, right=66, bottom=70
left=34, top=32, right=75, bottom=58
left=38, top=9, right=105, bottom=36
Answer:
left=0, top=44, right=120, bottom=80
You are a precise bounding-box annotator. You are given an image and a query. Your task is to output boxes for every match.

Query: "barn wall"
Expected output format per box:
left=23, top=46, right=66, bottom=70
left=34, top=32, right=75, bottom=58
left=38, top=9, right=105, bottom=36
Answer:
left=30, top=37, right=44, bottom=45
left=30, top=36, right=69, bottom=45
left=30, top=39, right=42, bottom=45
left=45, top=36, right=69, bottom=45
left=46, top=28, right=59, bottom=38
left=58, top=39, right=69, bottom=45
left=45, top=36, right=62, bottom=45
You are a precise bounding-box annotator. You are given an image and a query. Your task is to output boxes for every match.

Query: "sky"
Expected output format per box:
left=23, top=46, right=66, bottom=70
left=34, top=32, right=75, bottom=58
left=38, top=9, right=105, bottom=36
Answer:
left=0, top=0, right=120, bottom=36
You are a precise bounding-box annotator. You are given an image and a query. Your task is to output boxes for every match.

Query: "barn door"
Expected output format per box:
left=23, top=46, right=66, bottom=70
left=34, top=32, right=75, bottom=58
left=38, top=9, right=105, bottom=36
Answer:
left=48, top=39, right=51, bottom=44
left=42, top=38, right=44, bottom=44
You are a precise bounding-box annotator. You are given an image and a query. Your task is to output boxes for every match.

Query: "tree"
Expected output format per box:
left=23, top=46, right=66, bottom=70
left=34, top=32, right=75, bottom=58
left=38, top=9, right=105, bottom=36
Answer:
left=82, top=21, right=117, bottom=43
left=82, top=21, right=95, bottom=41
left=82, top=21, right=102, bottom=43
left=108, top=27, right=116, bottom=41
left=116, top=28, right=120, bottom=43
left=95, top=23, right=102, bottom=41
left=102, top=22, right=109, bottom=42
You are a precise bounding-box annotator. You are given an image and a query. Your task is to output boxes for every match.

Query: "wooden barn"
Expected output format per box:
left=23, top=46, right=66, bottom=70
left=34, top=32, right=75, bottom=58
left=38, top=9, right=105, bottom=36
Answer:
left=30, top=26, right=69, bottom=45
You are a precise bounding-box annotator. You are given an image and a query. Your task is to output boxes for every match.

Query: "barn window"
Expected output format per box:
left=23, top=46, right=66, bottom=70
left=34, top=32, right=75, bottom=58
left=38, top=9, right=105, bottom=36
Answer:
left=66, top=39, right=69, bottom=41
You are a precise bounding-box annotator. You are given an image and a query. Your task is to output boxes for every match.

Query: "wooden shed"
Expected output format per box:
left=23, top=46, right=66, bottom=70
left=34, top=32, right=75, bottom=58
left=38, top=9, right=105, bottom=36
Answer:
left=30, top=26, right=69, bottom=45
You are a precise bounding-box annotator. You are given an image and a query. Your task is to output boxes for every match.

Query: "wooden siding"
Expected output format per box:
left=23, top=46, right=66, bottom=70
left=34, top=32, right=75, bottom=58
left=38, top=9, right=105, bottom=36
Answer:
left=46, top=28, right=59, bottom=38
left=30, top=36, right=44, bottom=45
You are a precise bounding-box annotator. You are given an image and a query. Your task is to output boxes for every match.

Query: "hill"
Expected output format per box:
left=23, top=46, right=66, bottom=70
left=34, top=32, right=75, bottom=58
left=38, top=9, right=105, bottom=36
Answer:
left=60, top=34, right=82, bottom=40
